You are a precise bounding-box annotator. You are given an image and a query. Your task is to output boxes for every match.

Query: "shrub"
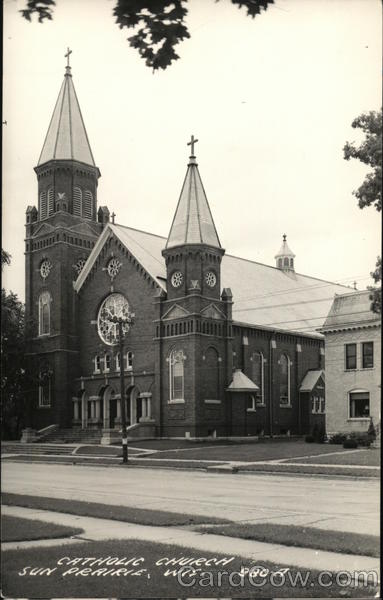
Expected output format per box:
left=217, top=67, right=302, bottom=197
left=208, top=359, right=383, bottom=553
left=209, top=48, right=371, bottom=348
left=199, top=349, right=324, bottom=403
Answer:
left=329, top=433, right=347, bottom=445
left=305, top=435, right=314, bottom=443
left=343, top=439, right=358, bottom=449
left=367, top=418, right=376, bottom=441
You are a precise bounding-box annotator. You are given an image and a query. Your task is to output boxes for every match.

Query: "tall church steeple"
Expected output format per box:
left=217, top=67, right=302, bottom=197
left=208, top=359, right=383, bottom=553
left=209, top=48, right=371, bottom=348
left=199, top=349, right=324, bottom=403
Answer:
left=34, top=50, right=100, bottom=221
left=163, top=137, right=224, bottom=300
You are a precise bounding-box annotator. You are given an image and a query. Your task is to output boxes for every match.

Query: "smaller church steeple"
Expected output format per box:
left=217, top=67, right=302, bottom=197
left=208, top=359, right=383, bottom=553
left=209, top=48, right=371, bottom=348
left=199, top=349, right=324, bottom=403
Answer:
left=275, top=234, right=296, bottom=272
left=163, top=137, right=224, bottom=300
left=165, top=136, right=221, bottom=249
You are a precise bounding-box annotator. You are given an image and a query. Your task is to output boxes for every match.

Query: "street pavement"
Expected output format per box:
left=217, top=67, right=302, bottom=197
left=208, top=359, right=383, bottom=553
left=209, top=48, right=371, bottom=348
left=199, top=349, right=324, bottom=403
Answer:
left=2, top=462, right=379, bottom=536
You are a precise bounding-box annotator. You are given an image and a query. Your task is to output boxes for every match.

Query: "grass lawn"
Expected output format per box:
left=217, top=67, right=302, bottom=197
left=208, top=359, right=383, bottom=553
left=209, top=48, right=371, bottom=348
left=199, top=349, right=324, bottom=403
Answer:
left=2, top=493, right=231, bottom=527
left=238, top=463, right=379, bottom=477
left=196, top=523, right=379, bottom=557
left=2, top=515, right=83, bottom=542
left=285, top=449, right=380, bottom=467
left=2, top=538, right=377, bottom=598
left=154, top=441, right=354, bottom=462
left=75, top=445, right=142, bottom=456
left=127, top=439, right=245, bottom=450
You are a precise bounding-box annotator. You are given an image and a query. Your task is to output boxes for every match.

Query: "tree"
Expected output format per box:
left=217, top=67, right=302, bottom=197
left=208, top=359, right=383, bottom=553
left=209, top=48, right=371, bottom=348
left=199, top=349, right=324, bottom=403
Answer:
left=343, top=109, right=382, bottom=212
left=343, top=109, right=382, bottom=313
left=1, top=252, right=35, bottom=438
left=20, top=0, right=274, bottom=70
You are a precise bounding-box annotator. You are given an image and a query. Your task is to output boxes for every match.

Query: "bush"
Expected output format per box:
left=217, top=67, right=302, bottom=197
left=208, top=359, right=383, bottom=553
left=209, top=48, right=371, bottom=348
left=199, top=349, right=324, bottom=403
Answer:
left=343, top=439, right=358, bottom=449
left=305, top=435, right=314, bottom=443
left=329, top=434, right=347, bottom=445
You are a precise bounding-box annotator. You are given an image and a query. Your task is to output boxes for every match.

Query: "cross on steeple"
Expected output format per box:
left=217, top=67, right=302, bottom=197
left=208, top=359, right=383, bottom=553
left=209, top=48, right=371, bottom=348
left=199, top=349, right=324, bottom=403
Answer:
left=187, top=135, right=198, bottom=156
left=111, top=212, right=116, bottom=224
left=65, top=47, right=72, bottom=68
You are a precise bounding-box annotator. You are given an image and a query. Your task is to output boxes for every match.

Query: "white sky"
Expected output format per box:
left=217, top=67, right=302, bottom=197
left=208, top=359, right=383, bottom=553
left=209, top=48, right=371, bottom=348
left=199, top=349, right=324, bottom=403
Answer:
left=2, top=0, right=382, bottom=301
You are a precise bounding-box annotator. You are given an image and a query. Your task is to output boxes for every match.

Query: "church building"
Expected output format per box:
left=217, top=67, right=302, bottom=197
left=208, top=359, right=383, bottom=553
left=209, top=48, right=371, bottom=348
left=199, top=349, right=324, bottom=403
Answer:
left=24, top=60, right=349, bottom=443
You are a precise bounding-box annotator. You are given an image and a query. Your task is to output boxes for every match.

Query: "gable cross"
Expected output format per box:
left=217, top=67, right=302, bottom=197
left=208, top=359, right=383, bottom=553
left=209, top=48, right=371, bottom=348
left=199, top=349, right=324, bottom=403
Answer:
left=65, top=47, right=72, bottom=67
left=187, top=134, right=198, bottom=156
left=111, top=212, right=116, bottom=224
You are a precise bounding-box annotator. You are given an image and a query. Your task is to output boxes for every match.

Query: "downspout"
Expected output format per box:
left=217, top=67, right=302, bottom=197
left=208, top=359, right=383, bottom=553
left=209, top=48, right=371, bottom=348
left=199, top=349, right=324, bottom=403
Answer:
left=269, top=333, right=276, bottom=437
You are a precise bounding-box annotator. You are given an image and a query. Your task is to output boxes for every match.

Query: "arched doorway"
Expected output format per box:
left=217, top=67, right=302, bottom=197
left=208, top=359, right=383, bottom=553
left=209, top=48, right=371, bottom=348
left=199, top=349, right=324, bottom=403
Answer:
left=100, top=386, right=116, bottom=429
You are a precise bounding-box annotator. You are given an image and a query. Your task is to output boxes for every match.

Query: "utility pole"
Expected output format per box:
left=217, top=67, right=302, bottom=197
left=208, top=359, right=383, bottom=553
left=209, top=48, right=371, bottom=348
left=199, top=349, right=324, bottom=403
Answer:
left=110, top=313, right=134, bottom=464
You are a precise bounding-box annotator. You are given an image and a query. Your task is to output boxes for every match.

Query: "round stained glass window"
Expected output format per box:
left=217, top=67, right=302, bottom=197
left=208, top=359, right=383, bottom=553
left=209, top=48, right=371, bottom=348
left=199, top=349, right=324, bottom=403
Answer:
left=40, top=259, right=52, bottom=280
left=97, top=293, right=132, bottom=345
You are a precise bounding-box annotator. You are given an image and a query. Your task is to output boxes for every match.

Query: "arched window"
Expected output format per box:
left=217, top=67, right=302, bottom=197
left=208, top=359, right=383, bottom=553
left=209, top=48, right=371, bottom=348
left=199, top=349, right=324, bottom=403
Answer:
left=104, top=354, right=111, bottom=372
left=73, top=187, right=82, bottom=216
left=203, top=347, right=220, bottom=401
left=290, top=258, right=294, bottom=268
left=47, top=187, right=54, bottom=215
left=38, top=291, right=51, bottom=336
left=39, top=369, right=51, bottom=407
left=94, top=355, right=101, bottom=373
left=252, top=351, right=265, bottom=405
left=277, top=258, right=282, bottom=268
left=39, top=191, right=47, bottom=220
left=125, top=351, right=133, bottom=370
left=83, top=190, right=93, bottom=219
left=279, top=353, right=291, bottom=405
left=283, top=257, right=289, bottom=267
left=169, top=349, right=185, bottom=402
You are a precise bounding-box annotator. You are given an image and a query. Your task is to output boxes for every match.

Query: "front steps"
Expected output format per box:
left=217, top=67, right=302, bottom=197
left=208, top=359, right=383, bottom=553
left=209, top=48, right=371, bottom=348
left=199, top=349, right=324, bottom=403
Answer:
left=2, top=442, right=76, bottom=455
left=41, top=428, right=102, bottom=445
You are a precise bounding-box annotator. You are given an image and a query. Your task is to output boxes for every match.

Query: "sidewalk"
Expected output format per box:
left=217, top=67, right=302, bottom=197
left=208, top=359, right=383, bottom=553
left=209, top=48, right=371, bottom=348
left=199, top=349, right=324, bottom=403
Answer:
left=2, top=505, right=379, bottom=578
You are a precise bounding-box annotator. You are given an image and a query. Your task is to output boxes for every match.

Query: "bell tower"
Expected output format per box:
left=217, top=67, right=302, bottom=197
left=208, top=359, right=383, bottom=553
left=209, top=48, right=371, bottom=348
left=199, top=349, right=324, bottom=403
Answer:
left=275, top=234, right=296, bottom=273
left=24, top=51, right=107, bottom=432
left=156, top=138, right=233, bottom=438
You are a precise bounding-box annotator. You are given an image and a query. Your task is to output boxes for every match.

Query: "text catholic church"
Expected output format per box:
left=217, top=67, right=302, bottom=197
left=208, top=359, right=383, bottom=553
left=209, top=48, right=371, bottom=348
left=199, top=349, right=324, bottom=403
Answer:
left=24, top=60, right=349, bottom=443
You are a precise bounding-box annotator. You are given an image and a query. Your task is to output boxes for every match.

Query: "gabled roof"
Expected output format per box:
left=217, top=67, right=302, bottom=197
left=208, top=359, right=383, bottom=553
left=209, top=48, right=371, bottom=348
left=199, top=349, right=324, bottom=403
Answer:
left=226, top=369, right=259, bottom=393
left=300, top=369, right=324, bottom=392
left=38, top=67, right=96, bottom=167
left=320, top=290, right=380, bottom=332
left=74, top=223, right=350, bottom=335
left=165, top=156, right=221, bottom=249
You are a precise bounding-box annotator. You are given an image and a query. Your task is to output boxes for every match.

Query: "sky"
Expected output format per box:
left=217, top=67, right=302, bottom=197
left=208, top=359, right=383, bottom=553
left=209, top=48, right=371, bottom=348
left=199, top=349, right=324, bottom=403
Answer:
left=2, top=0, right=382, bottom=301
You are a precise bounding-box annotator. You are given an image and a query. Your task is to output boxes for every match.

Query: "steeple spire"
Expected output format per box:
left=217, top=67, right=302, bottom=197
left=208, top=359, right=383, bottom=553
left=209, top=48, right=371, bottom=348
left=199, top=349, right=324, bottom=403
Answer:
left=275, top=234, right=296, bottom=272
left=165, top=136, right=221, bottom=249
left=38, top=51, right=96, bottom=167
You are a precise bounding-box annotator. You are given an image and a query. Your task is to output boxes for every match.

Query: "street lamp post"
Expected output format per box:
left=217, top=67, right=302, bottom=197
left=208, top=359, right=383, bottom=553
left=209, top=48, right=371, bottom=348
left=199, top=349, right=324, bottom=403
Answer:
left=110, top=314, right=134, bottom=464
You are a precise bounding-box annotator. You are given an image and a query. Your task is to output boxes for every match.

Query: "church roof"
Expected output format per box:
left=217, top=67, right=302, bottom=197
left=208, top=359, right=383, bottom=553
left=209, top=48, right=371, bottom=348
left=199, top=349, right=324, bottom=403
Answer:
left=74, top=223, right=350, bottom=337
left=275, top=235, right=295, bottom=258
left=165, top=155, right=221, bottom=249
left=38, top=66, right=96, bottom=167
left=320, top=290, right=380, bottom=332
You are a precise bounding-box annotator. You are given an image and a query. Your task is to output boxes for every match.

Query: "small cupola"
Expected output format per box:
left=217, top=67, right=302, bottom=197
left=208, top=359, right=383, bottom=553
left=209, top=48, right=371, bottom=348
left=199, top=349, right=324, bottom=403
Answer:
left=275, top=234, right=295, bottom=272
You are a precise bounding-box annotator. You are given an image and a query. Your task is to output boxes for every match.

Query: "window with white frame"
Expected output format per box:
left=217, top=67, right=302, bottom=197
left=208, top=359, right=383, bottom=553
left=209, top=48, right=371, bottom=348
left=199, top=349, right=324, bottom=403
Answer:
left=104, top=354, right=111, bottom=372
left=349, top=390, right=370, bottom=419
left=169, top=349, right=185, bottom=402
left=345, top=343, right=357, bottom=370
left=247, top=394, right=256, bottom=411
left=94, top=355, right=101, bottom=373
left=362, top=342, right=374, bottom=369
left=311, top=395, right=325, bottom=414
left=125, top=351, right=133, bottom=370
left=279, top=353, right=291, bottom=405
left=39, top=371, right=51, bottom=407
left=38, top=291, right=51, bottom=336
left=251, top=351, right=265, bottom=405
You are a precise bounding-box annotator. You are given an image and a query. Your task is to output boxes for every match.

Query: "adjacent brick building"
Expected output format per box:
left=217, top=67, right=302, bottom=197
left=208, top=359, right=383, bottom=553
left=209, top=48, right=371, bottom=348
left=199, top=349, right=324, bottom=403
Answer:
left=24, top=62, right=350, bottom=442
